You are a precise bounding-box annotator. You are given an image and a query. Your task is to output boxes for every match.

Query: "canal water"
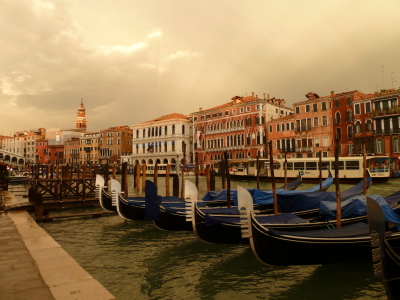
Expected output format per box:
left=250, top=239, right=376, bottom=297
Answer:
left=38, top=177, right=400, bottom=300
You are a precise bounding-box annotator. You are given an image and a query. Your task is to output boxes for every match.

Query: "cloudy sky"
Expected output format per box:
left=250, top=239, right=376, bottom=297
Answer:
left=1, top=0, right=400, bottom=135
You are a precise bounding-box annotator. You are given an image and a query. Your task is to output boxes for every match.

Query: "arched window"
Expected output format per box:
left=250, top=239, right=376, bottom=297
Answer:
left=355, top=121, right=362, bottom=134
left=247, top=133, right=251, bottom=145
left=269, top=125, right=273, bottom=132
left=182, top=125, right=185, bottom=134
left=335, top=112, right=341, bottom=124
left=256, top=132, right=261, bottom=144
left=277, top=140, right=281, bottom=150
left=346, top=110, right=352, bottom=122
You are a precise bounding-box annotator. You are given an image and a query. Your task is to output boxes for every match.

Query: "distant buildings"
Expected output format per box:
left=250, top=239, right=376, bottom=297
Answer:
left=0, top=88, right=399, bottom=174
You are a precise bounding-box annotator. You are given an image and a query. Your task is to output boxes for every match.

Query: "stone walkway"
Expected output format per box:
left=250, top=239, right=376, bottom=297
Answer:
left=0, top=190, right=115, bottom=300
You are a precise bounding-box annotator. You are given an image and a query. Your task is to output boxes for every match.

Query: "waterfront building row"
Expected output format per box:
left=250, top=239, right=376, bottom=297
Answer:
left=1, top=89, right=399, bottom=175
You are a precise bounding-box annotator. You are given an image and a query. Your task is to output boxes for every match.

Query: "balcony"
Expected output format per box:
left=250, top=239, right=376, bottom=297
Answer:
left=374, top=128, right=400, bottom=135
left=371, top=106, right=400, bottom=117
left=134, top=133, right=191, bottom=142
left=280, top=147, right=296, bottom=153
left=295, top=147, right=313, bottom=153
left=205, top=145, right=245, bottom=152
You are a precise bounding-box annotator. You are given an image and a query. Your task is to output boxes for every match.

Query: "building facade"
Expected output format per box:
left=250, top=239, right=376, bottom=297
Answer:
left=99, top=126, right=133, bottom=166
left=126, top=113, right=192, bottom=172
left=192, top=93, right=293, bottom=174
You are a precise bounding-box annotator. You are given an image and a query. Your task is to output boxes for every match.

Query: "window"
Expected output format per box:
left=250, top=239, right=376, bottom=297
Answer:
left=335, top=112, right=341, bottom=124
left=322, top=116, right=328, bottom=126
left=335, top=99, right=340, bottom=107
left=365, top=120, right=373, bottom=132
left=346, top=110, right=352, bottom=122
left=240, top=108, right=244, bottom=113
left=322, top=102, right=327, bottom=111
left=336, top=128, right=342, bottom=140
left=315, top=137, right=320, bottom=147
left=313, top=117, right=319, bottom=127
left=295, top=107, right=300, bottom=114
left=365, top=102, right=371, bottom=113
left=347, top=126, right=353, bottom=139
left=313, top=103, right=318, bottom=112
left=305, top=105, right=310, bottom=112
left=376, top=139, right=384, bottom=154
left=323, top=136, right=329, bottom=147
left=355, top=104, right=361, bottom=115
left=393, top=137, right=400, bottom=153
left=354, top=121, right=362, bottom=134
left=246, top=107, right=251, bottom=112
left=232, top=109, right=236, bottom=115
left=346, top=97, right=351, bottom=106
left=347, top=144, right=353, bottom=155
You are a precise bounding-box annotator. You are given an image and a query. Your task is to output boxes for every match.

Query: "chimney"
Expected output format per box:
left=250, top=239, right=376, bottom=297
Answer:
left=252, top=92, right=254, bottom=99
left=267, top=94, right=270, bottom=101
left=199, top=107, right=202, bottom=112
left=331, top=91, right=335, bottom=96
left=263, top=93, right=266, bottom=100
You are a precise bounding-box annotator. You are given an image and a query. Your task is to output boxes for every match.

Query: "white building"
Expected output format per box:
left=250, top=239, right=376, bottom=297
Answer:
left=123, top=113, right=193, bottom=172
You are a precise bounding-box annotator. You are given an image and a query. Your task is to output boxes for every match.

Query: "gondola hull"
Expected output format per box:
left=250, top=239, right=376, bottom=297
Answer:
left=249, top=217, right=374, bottom=266
left=192, top=204, right=247, bottom=244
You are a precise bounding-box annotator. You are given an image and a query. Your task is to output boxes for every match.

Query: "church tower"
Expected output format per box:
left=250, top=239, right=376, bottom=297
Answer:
left=76, top=99, right=87, bottom=131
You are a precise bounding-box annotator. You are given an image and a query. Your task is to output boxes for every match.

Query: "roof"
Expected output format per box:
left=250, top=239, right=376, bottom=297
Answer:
left=268, top=115, right=294, bottom=123
left=135, top=113, right=190, bottom=125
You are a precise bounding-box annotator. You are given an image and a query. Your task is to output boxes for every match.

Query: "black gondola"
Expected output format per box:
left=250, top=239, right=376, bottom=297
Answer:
left=241, top=191, right=400, bottom=266
left=368, top=197, right=400, bottom=300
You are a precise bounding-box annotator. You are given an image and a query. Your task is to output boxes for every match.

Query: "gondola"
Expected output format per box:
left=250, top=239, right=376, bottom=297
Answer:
left=110, top=179, right=184, bottom=221
left=95, top=174, right=116, bottom=212
left=187, top=175, right=369, bottom=245
left=368, top=197, right=400, bottom=300
left=146, top=174, right=326, bottom=233
left=201, top=172, right=305, bottom=207
left=241, top=191, right=400, bottom=266
left=145, top=196, right=193, bottom=231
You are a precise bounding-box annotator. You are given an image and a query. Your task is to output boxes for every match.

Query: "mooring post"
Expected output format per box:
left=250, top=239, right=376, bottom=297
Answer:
left=210, top=168, right=215, bottom=191
left=141, top=163, right=147, bottom=192
left=172, top=174, right=179, bottom=197
left=34, top=192, right=44, bottom=220
left=165, top=164, right=170, bottom=196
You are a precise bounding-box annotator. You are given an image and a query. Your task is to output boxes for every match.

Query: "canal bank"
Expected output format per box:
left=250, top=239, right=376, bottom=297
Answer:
left=0, top=190, right=115, bottom=300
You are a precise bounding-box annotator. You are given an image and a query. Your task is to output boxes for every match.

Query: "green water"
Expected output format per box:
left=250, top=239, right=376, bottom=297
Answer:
left=39, top=177, right=400, bottom=300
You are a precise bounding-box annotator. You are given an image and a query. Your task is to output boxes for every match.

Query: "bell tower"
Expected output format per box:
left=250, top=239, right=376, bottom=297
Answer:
left=76, top=99, right=87, bottom=131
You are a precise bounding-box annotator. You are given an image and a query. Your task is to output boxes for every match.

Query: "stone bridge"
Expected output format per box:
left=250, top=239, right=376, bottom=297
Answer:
left=0, top=150, right=25, bottom=167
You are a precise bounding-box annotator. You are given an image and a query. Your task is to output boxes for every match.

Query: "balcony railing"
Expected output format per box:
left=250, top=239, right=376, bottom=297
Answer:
left=371, top=106, right=400, bottom=117
left=280, top=147, right=296, bottom=153
left=295, top=147, right=313, bottom=153
left=374, top=128, right=400, bottom=135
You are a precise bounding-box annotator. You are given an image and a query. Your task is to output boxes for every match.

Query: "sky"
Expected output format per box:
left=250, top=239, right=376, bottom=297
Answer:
left=1, top=0, right=400, bottom=135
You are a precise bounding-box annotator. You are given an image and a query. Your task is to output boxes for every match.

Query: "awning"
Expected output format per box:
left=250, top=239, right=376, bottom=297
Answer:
left=374, top=158, right=397, bottom=162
